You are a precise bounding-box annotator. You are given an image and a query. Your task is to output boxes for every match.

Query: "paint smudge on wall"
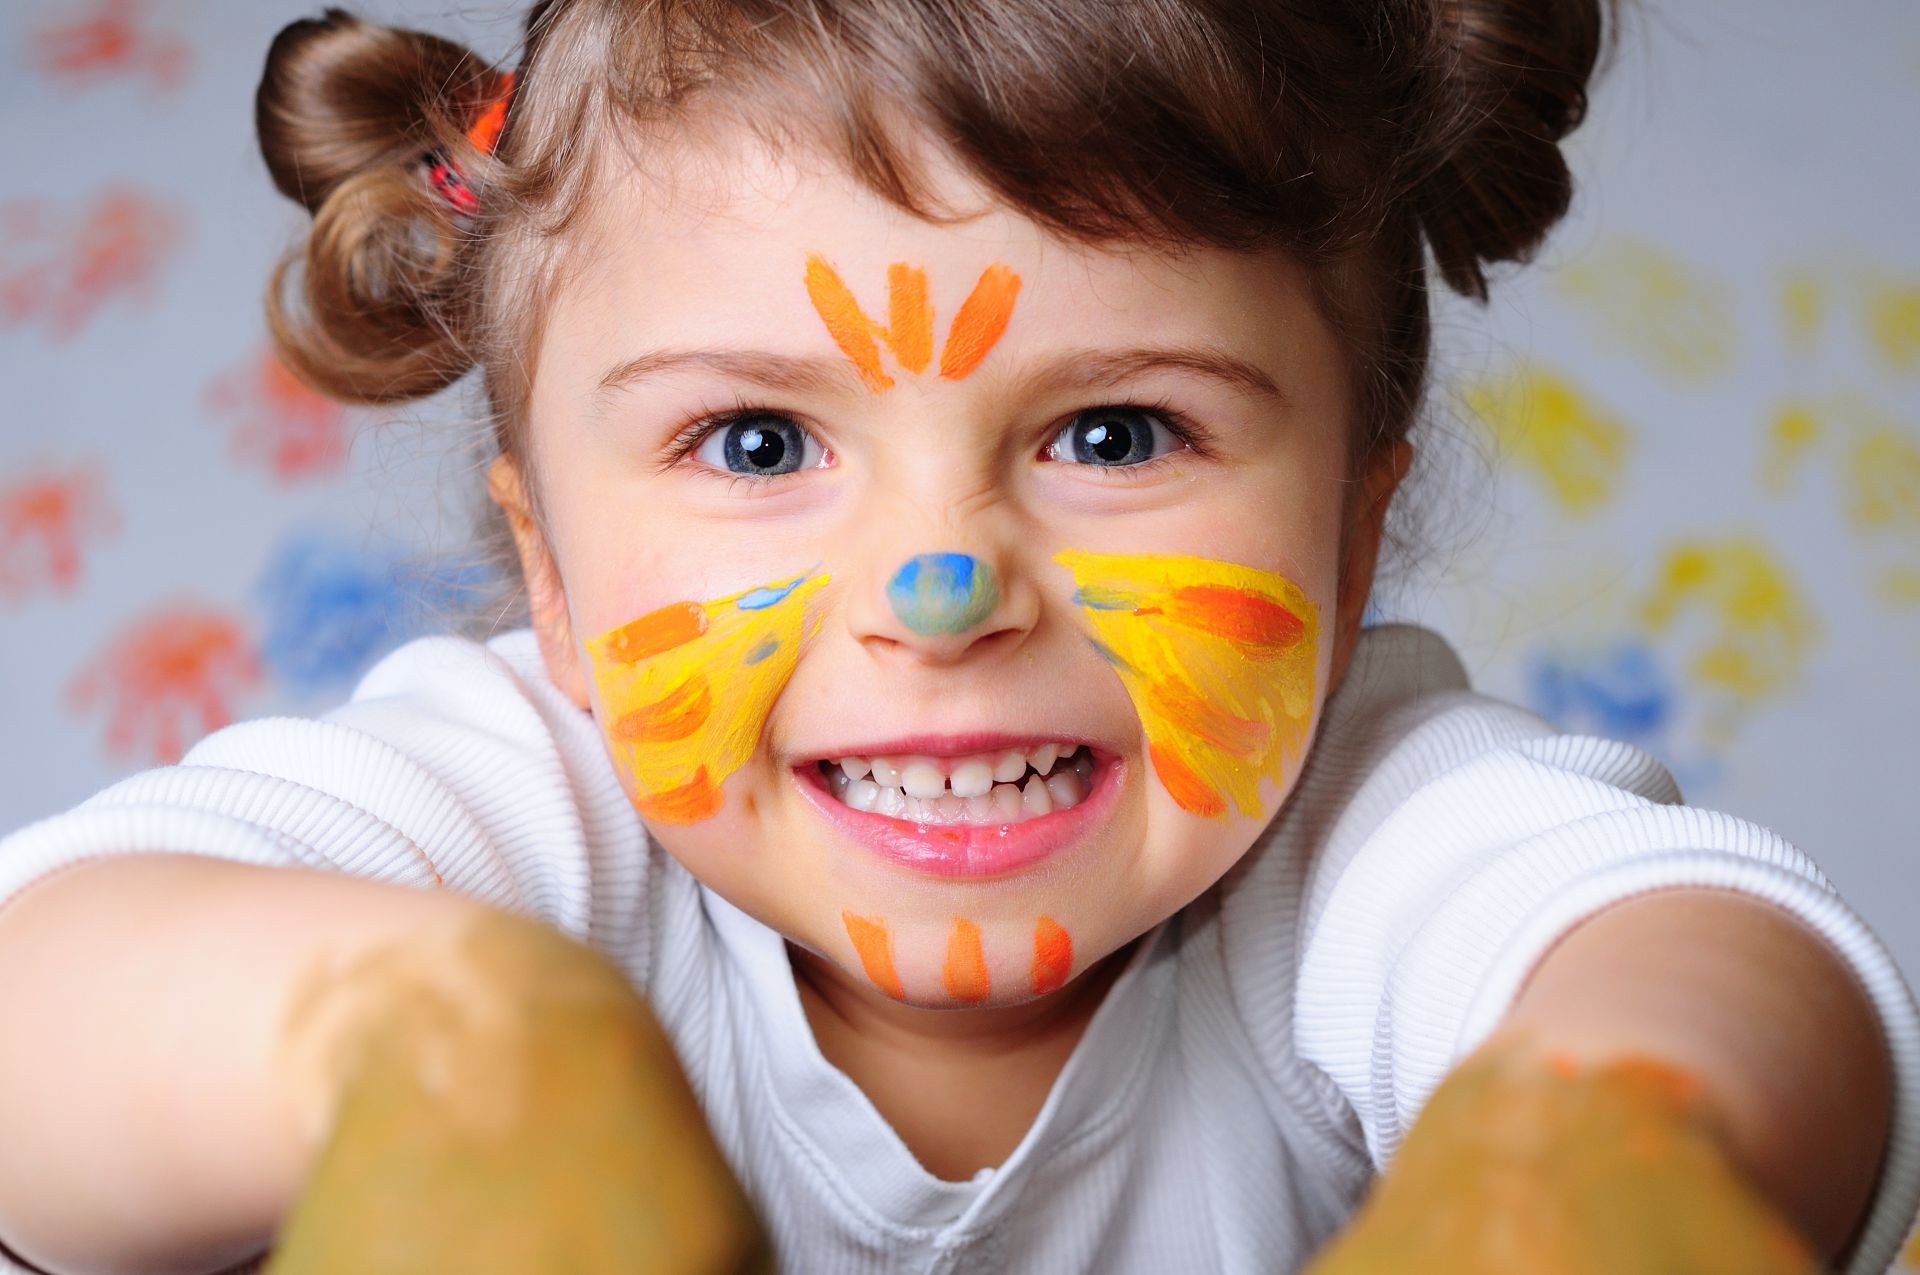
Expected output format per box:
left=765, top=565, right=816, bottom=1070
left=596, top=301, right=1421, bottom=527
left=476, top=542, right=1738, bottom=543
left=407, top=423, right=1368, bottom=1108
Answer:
left=842, top=912, right=905, bottom=1000
left=942, top=917, right=991, bottom=1003
left=1553, top=236, right=1738, bottom=383
left=253, top=530, right=494, bottom=695
left=1057, top=551, right=1318, bottom=819
left=32, top=0, right=190, bottom=93
left=805, top=256, right=1020, bottom=391
left=1463, top=362, right=1631, bottom=515
left=886, top=553, right=999, bottom=635
left=1845, top=423, right=1920, bottom=535
left=1879, top=567, right=1920, bottom=609
left=1758, top=403, right=1822, bottom=494
left=1864, top=279, right=1920, bottom=375
left=205, top=349, right=351, bottom=482
left=1527, top=640, right=1675, bottom=749
left=66, top=604, right=259, bottom=763
left=1640, top=538, right=1818, bottom=705
left=0, top=188, right=183, bottom=341
left=587, top=570, right=828, bottom=823
left=0, top=463, right=117, bottom=600
left=1779, top=271, right=1824, bottom=354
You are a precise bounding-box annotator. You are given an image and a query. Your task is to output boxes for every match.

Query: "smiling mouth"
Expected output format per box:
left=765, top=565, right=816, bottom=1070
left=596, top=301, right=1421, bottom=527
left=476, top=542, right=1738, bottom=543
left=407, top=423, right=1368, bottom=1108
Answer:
left=815, top=743, right=1096, bottom=825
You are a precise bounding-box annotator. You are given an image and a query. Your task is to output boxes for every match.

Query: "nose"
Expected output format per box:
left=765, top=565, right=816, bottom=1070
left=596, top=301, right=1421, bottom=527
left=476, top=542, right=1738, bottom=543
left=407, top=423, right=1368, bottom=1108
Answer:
left=851, top=548, right=1039, bottom=666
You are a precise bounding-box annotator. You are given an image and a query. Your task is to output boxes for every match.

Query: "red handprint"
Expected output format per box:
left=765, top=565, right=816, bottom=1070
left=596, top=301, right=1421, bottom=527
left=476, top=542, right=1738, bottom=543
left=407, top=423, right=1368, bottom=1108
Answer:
left=205, top=349, right=351, bottom=482
left=0, top=464, right=118, bottom=599
left=0, top=188, right=183, bottom=340
left=32, top=0, right=190, bottom=93
left=67, top=607, right=261, bottom=764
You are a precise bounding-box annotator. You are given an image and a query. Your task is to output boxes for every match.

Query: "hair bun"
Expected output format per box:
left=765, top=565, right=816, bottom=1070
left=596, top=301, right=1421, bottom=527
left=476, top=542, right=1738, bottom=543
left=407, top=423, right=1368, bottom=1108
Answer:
left=1411, top=0, right=1608, bottom=300
left=256, top=7, right=498, bottom=403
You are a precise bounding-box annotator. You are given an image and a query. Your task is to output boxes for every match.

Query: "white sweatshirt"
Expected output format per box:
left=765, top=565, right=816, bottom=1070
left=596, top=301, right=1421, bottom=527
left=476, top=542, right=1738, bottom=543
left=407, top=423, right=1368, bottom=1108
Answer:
left=1, top=623, right=1915, bottom=1274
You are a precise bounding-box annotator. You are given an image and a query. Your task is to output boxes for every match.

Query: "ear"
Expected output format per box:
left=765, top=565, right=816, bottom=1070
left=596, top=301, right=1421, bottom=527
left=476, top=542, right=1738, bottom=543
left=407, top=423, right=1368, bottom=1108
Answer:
left=1327, top=439, right=1413, bottom=694
left=487, top=455, right=591, bottom=710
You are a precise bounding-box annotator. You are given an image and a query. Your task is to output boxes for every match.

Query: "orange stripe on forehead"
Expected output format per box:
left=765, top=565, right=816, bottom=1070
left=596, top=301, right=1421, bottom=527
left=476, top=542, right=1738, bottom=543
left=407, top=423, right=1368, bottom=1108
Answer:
left=601, top=601, right=708, bottom=664
left=939, top=264, right=1021, bottom=380
left=887, top=263, right=933, bottom=375
left=805, top=256, right=892, bottom=392
left=1164, top=583, right=1305, bottom=653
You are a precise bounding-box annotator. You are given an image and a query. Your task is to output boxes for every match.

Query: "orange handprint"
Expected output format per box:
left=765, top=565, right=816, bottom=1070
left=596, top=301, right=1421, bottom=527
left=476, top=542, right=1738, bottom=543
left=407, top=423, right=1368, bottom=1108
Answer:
left=67, top=607, right=261, bottom=763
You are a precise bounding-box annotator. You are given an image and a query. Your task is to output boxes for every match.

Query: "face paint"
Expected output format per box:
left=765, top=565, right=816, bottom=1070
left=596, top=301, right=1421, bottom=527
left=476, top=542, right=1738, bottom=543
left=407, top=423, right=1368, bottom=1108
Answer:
left=587, top=570, right=827, bottom=824
left=1030, top=916, right=1073, bottom=995
left=886, top=552, right=1000, bottom=635
left=841, top=912, right=905, bottom=1000
left=805, top=255, right=1021, bottom=392
left=941, top=917, right=991, bottom=1003
left=1056, top=550, right=1319, bottom=820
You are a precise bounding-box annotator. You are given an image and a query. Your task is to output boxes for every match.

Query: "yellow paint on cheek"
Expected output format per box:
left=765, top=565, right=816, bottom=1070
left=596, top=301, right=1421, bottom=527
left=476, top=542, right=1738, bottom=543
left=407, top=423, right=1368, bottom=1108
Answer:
left=1056, top=551, right=1318, bottom=820
left=1463, top=362, right=1632, bottom=515
left=587, top=571, right=827, bottom=824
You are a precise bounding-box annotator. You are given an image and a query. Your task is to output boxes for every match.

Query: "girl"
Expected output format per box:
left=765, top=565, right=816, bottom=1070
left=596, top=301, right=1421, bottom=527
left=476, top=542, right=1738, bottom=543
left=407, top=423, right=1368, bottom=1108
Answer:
left=0, top=2, right=1914, bottom=1272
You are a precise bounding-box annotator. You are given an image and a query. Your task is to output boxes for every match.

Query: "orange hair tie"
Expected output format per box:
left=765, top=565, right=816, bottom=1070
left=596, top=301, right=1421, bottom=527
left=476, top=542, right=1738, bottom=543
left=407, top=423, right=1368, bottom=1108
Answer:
left=425, top=69, right=517, bottom=217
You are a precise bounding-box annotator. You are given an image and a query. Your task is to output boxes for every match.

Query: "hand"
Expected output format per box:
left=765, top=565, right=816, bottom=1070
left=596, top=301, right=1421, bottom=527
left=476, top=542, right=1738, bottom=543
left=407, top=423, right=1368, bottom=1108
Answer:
left=1301, top=1034, right=1823, bottom=1275
left=264, top=911, right=770, bottom=1274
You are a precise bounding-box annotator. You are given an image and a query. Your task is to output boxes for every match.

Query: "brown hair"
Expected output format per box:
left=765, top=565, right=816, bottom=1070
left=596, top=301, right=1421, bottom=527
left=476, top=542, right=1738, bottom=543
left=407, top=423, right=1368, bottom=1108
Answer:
left=257, top=0, right=1611, bottom=609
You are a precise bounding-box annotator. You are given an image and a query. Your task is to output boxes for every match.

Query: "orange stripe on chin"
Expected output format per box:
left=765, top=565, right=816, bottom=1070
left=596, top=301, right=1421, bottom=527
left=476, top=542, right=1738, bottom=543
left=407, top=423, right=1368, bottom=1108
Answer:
left=1031, top=916, right=1073, bottom=995
left=942, top=917, right=991, bottom=1002
left=843, top=912, right=906, bottom=1000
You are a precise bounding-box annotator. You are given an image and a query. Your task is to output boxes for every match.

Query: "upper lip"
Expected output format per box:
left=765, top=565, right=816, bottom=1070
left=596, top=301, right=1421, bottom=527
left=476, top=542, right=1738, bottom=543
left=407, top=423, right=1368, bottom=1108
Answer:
left=787, top=729, right=1118, bottom=764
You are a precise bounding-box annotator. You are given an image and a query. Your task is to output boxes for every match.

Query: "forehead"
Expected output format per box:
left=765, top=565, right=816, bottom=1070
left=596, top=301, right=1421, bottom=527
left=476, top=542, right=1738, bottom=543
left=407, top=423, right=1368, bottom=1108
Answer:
left=549, top=124, right=1342, bottom=378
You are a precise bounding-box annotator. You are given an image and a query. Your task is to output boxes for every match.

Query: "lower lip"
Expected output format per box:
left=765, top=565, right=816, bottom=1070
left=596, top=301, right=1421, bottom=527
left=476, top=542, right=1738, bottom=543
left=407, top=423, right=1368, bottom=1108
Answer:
left=793, top=755, right=1125, bottom=880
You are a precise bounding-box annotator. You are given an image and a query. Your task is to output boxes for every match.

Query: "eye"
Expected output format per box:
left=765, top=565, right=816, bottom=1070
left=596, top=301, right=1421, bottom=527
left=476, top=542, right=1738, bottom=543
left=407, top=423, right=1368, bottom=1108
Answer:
left=1045, top=407, right=1181, bottom=467
left=693, top=413, right=826, bottom=477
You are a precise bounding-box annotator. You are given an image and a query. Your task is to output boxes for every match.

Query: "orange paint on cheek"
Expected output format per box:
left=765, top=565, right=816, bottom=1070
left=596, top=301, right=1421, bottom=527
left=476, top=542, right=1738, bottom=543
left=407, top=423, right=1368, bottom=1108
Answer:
left=1144, top=674, right=1270, bottom=755
left=1030, top=916, right=1072, bottom=995
left=938, top=264, right=1021, bottom=380
left=632, top=768, right=722, bottom=824
left=1147, top=740, right=1228, bottom=818
left=841, top=912, right=905, bottom=1000
left=1165, top=583, right=1307, bottom=654
left=612, top=676, right=713, bottom=744
left=603, top=602, right=708, bottom=664
left=942, top=917, right=991, bottom=1003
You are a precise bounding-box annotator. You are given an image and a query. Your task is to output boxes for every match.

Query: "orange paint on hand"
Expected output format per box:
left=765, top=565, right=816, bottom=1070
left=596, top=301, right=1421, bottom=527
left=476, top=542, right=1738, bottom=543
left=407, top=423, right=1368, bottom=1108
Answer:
left=886, top=263, right=933, bottom=374
left=633, top=768, right=723, bottom=824
left=1166, top=583, right=1306, bottom=653
left=1030, top=916, right=1073, bottom=995
left=1148, top=740, right=1228, bottom=818
left=602, top=601, right=709, bottom=664
left=942, top=917, right=991, bottom=1003
left=613, top=676, right=713, bottom=744
left=842, top=912, right=905, bottom=1000
left=939, top=264, right=1021, bottom=380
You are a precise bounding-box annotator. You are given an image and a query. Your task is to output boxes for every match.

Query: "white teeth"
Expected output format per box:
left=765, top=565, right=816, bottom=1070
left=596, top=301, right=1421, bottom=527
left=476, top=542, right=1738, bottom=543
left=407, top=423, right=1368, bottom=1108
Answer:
left=1045, top=768, right=1087, bottom=810
left=900, top=759, right=947, bottom=798
left=868, top=757, right=900, bottom=786
left=934, top=794, right=966, bottom=821
left=1028, top=743, right=1060, bottom=776
left=991, top=782, right=1024, bottom=821
left=949, top=759, right=994, bottom=798
left=837, top=756, right=871, bottom=781
left=876, top=785, right=909, bottom=818
left=963, top=793, right=998, bottom=821
left=846, top=778, right=881, bottom=811
left=991, top=750, right=1029, bottom=783
left=1021, top=775, right=1054, bottom=817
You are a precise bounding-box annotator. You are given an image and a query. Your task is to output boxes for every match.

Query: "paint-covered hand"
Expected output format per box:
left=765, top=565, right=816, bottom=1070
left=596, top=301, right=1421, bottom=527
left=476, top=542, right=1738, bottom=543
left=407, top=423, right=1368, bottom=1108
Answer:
left=264, top=912, right=770, bottom=1275
left=1301, top=1036, right=1822, bottom=1275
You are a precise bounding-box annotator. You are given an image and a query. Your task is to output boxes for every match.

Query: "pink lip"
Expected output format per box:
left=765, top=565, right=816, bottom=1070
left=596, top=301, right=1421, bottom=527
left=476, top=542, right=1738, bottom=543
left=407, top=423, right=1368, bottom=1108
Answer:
left=792, top=752, right=1127, bottom=880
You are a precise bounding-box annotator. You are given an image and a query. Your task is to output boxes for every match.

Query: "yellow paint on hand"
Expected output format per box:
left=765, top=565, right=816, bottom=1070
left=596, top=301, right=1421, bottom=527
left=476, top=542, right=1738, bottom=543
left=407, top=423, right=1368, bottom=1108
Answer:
left=587, top=571, right=827, bottom=823
left=1057, top=550, right=1317, bottom=819
left=1463, top=362, right=1632, bottom=515
left=1640, top=538, right=1818, bottom=701
left=1302, top=1037, right=1820, bottom=1274
left=1865, top=280, right=1920, bottom=375
left=1554, top=236, right=1738, bottom=383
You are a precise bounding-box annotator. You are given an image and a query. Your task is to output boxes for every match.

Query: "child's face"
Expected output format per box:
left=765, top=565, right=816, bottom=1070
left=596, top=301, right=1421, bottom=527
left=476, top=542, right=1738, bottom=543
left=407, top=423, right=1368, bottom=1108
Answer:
left=500, top=129, right=1403, bottom=1009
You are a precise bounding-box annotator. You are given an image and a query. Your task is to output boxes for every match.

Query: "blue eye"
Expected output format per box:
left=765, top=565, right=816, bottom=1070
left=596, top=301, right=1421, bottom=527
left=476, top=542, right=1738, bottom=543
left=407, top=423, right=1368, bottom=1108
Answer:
left=1046, top=408, right=1179, bottom=467
left=694, top=414, right=826, bottom=477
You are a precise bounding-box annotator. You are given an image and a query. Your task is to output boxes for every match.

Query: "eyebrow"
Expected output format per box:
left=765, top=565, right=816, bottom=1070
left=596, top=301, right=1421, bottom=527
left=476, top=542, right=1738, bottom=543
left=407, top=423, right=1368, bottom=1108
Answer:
left=592, top=342, right=1287, bottom=408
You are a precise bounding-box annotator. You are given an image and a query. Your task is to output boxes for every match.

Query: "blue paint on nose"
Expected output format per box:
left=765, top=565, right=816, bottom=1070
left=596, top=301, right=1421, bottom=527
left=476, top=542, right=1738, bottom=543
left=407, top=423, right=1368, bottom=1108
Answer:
left=887, top=553, right=999, bottom=635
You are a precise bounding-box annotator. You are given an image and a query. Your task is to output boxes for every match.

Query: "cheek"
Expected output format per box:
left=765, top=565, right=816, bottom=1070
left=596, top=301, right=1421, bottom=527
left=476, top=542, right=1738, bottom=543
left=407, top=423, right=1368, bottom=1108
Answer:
left=1055, top=550, right=1322, bottom=821
left=584, top=570, right=827, bottom=824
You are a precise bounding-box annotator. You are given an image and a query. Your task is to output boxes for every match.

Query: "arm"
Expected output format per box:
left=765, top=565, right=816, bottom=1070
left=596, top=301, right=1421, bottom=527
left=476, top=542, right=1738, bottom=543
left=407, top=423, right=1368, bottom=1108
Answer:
left=0, top=854, right=494, bottom=1274
left=1488, top=886, right=1894, bottom=1262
